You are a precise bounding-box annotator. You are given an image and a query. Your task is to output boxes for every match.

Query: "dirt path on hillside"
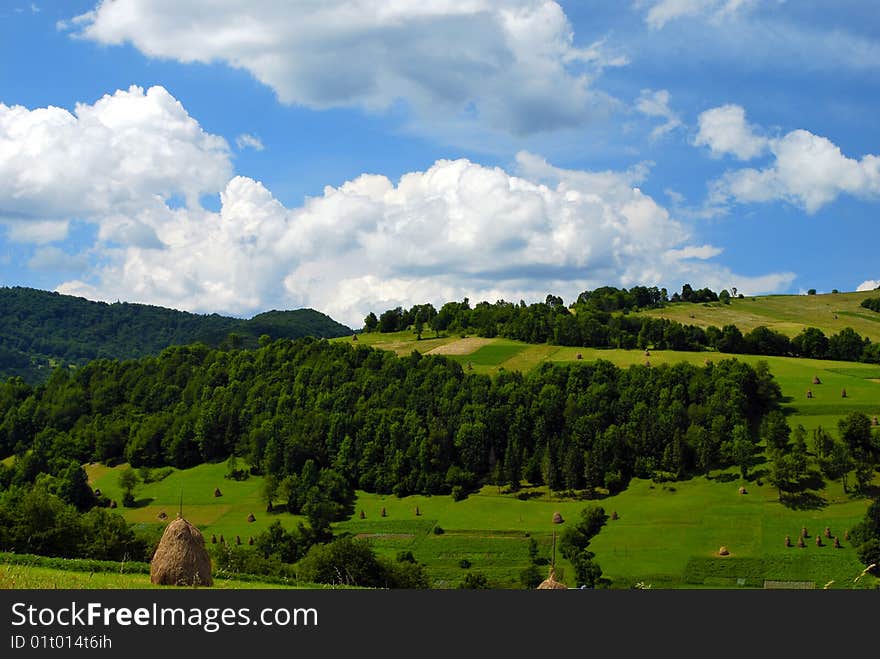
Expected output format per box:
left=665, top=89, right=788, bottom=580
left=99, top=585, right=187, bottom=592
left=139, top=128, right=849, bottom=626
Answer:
left=425, top=337, right=493, bottom=355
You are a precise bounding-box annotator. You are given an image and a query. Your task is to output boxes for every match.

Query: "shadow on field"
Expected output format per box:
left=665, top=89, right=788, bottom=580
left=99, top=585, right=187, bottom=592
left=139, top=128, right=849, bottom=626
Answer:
left=781, top=491, right=828, bottom=510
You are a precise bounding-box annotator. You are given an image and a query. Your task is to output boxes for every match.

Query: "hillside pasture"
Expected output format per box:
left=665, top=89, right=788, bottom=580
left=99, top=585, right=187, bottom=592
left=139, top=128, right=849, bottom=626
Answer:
left=639, top=291, right=880, bottom=342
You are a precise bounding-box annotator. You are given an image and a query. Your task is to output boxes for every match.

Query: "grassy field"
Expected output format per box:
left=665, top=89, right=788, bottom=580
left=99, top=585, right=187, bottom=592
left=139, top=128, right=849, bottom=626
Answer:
left=7, top=304, right=878, bottom=590
left=0, top=563, right=312, bottom=589
left=86, top=461, right=308, bottom=546
left=79, top=459, right=880, bottom=590
left=638, top=290, right=880, bottom=342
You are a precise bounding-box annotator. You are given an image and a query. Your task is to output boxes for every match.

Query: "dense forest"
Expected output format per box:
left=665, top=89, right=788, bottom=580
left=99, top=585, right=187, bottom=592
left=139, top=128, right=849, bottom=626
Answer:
left=0, top=287, right=352, bottom=383
left=862, top=297, right=880, bottom=313
left=366, top=287, right=880, bottom=365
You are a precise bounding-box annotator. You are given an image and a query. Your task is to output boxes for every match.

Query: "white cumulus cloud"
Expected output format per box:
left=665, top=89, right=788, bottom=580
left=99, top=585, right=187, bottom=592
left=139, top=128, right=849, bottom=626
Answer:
left=57, top=150, right=795, bottom=326
left=0, top=85, right=232, bottom=243
left=65, top=0, right=626, bottom=136
left=694, top=104, right=768, bottom=160
left=857, top=280, right=880, bottom=292
left=698, top=105, right=880, bottom=213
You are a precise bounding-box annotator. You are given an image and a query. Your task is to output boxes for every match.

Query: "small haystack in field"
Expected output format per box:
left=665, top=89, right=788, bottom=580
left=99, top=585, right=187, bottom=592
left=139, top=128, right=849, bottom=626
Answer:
left=812, top=376, right=821, bottom=385
left=235, top=535, right=241, bottom=545
left=381, top=507, right=387, bottom=517
left=806, top=389, right=813, bottom=399
left=802, top=526, right=809, bottom=538
left=537, top=567, right=567, bottom=590
left=824, top=526, right=832, bottom=538
left=150, top=516, right=213, bottom=587
left=815, top=535, right=822, bottom=547
left=738, top=486, right=747, bottom=495
left=248, top=536, right=254, bottom=546
left=611, top=510, right=619, bottom=520
left=109, top=500, right=117, bottom=509
left=833, top=537, right=841, bottom=549
left=247, top=513, right=256, bottom=523
left=157, top=511, right=168, bottom=520
left=718, top=546, right=730, bottom=556
left=797, top=536, right=805, bottom=548
left=359, top=510, right=366, bottom=519
left=872, top=415, right=878, bottom=427
left=785, top=535, right=791, bottom=547
left=552, top=511, right=564, bottom=524
left=211, top=534, right=217, bottom=544
left=214, top=488, right=222, bottom=498
left=352, top=334, right=358, bottom=342
left=576, top=353, right=582, bottom=360
left=841, top=388, right=847, bottom=398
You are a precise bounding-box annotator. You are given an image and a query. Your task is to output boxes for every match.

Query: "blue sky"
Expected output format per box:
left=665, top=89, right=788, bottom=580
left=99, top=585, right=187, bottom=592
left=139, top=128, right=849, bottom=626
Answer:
left=1, top=1, right=878, bottom=327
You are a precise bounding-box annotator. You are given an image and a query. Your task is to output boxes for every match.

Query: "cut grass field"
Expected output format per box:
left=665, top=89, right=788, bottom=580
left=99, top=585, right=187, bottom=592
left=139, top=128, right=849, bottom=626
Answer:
left=639, top=290, right=880, bottom=342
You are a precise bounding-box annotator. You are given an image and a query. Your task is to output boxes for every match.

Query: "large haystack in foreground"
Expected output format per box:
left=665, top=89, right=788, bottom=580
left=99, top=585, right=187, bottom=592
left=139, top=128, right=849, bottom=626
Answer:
left=150, top=515, right=213, bottom=587
left=537, top=567, right=567, bottom=590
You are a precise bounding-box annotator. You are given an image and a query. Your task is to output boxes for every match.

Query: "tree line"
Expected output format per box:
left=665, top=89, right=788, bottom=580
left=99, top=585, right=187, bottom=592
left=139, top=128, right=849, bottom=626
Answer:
left=365, top=289, right=880, bottom=364
left=0, top=337, right=784, bottom=505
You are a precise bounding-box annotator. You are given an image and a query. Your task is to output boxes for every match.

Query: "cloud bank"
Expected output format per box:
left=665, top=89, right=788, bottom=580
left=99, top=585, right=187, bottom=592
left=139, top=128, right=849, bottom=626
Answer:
left=2, top=86, right=794, bottom=326
left=65, top=0, right=626, bottom=137
left=696, top=104, right=880, bottom=213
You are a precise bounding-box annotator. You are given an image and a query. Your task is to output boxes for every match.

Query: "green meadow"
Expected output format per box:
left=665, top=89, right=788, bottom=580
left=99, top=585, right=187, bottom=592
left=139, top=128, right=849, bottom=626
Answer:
left=13, top=305, right=877, bottom=590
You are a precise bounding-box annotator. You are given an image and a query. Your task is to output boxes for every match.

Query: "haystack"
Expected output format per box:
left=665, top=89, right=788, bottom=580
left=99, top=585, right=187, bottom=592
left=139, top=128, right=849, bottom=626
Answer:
left=841, top=388, right=847, bottom=398
left=352, top=334, right=358, bottom=341
left=611, top=510, right=619, bottom=520
left=824, top=526, right=832, bottom=538
left=785, top=535, right=791, bottom=547
left=718, top=546, right=730, bottom=556
left=359, top=510, right=366, bottom=519
left=157, top=511, right=168, bottom=520
left=552, top=511, right=564, bottom=524
left=738, top=486, right=747, bottom=495
left=150, top=516, right=213, bottom=587
left=833, top=537, right=841, bottom=549
left=247, top=513, right=256, bottom=523
left=214, top=488, right=222, bottom=497
left=576, top=353, right=582, bottom=360
left=812, top=376, right=821, bottom=385
left=537, top=567, right=567, bottom=590
left=872, top=415, right=878, bottom=427
left=109, top=500, right=117, bottom=509
left=806, top=389, right=813, bottom=399
left=248, top=536, right=254, bottom=546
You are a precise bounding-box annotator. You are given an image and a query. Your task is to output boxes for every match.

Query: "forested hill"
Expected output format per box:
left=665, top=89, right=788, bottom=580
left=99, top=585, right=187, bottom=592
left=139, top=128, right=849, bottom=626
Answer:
left=0, top=287, right=352, bottom=383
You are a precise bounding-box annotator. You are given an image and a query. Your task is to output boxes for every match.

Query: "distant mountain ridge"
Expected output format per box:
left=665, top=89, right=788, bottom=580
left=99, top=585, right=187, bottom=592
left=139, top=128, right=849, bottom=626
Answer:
left=0, top=286, right=353, bottom=383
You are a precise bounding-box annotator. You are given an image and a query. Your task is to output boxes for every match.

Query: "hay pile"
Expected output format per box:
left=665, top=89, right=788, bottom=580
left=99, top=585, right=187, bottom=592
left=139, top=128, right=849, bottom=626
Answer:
left=537, top=567, right=567, bottom=590
left=150, top=516, right=213, bottom=587
left=552, top=511, right=564, bottom=524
